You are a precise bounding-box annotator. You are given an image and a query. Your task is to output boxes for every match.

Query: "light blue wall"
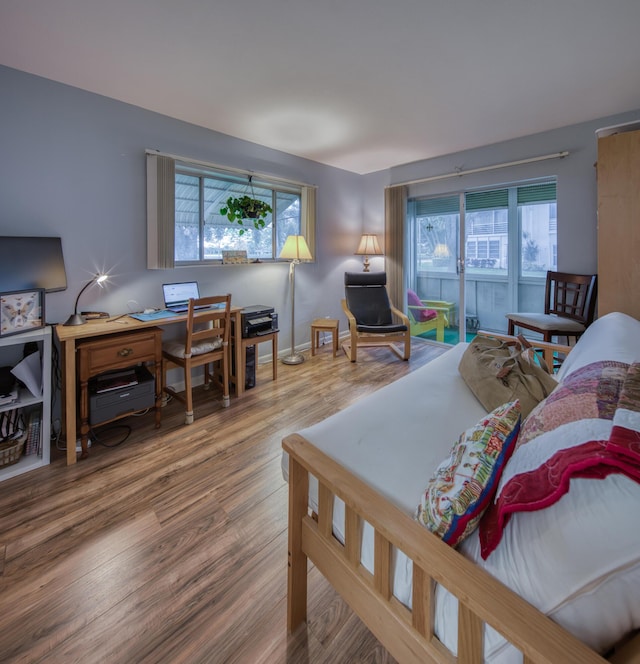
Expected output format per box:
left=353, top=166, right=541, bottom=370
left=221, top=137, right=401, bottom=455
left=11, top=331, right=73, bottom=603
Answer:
left=2, top=64, right=638, bottom=353
left=0, top=65, right=362, bottom=355
left=380, top=109, right=640, bottom=274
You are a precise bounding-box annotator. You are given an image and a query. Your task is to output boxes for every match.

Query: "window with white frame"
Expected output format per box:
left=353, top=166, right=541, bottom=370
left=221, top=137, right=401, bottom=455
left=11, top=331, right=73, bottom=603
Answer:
left=147, top=153, right=316, bottom=268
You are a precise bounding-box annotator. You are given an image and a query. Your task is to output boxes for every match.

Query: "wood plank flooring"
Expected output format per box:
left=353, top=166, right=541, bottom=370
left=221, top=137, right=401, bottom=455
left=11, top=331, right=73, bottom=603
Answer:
left=0, top=338, right=447, bottom=664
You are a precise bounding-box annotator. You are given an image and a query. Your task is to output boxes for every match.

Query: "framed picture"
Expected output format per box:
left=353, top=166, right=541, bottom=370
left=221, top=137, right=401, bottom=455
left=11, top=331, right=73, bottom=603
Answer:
left=222, top=250, right=249, bottom=265
left=0, top=289, right=45, bottom=337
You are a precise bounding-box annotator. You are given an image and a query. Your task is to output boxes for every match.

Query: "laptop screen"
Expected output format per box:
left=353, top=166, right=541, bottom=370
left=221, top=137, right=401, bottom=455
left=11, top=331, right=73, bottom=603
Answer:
left=162, top=281, right=200, bottom=308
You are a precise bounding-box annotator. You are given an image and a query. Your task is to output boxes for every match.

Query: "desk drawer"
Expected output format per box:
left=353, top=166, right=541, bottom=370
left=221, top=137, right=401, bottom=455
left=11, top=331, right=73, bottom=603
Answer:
left=78, top=329, right=162, bottom=377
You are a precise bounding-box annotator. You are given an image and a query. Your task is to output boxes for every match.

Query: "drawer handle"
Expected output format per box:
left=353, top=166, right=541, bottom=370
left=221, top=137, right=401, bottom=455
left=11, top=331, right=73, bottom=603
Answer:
left=118, top=347, right=133, bottom=357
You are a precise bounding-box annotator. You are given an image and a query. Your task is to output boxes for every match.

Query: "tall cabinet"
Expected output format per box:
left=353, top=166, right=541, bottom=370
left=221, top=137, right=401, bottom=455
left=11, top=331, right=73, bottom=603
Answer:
left=0, top=326, right=51, bottom=481
left=596, top=122, right=640, bottom=320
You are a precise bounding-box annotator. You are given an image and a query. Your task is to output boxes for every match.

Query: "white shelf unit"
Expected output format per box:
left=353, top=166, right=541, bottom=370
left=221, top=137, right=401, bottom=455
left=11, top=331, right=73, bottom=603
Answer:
left=0, top=326, right=51, bottom=481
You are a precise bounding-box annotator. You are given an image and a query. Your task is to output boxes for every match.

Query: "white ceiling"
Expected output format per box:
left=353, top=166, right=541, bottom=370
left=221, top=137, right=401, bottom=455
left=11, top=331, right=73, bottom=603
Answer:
left=2, top=0, right=640, bottom=174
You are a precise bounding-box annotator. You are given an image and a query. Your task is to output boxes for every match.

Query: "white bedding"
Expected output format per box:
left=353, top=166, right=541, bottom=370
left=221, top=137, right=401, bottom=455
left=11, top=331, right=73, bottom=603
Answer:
left=282, top=313, right=640, bottom=663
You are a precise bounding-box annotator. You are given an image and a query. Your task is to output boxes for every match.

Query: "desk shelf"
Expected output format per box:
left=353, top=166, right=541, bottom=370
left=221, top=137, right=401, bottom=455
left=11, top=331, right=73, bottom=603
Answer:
left=0, top=326, right=51, bottom=482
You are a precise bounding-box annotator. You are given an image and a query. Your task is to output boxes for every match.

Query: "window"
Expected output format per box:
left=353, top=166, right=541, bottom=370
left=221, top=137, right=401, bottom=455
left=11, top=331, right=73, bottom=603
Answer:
left=518, top=182, right=557, bottom=278
left=147, top=153, right=315, bottom=268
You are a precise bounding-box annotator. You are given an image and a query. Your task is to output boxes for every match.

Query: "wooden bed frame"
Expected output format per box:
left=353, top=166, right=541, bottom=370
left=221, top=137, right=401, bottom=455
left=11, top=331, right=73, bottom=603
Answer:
left=283, top=336, right=640, bottom=664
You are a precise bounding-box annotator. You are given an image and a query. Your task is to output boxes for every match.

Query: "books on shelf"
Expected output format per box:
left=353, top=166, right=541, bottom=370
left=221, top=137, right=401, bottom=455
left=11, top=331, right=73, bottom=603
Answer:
left=95, top=369, right=139, bottom=393
left=0, top=386, right=18, bottom=406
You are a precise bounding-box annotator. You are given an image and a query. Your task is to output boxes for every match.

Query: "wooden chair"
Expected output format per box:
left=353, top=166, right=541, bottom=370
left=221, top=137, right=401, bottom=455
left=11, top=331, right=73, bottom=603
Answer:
left=341, top=272, right=410, bottom=362
left=406, top=289, right=446, bottom=342
left=506, top=271, right=598, bottom=343
left=162, top=294, right=231, bottom=424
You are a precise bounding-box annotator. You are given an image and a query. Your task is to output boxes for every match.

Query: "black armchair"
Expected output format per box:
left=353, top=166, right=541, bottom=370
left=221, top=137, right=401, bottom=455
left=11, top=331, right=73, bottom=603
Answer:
left=341, top=272, right=410, bottom=362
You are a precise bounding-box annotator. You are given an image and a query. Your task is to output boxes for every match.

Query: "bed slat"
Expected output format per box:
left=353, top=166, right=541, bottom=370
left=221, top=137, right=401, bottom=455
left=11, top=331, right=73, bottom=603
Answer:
left=458, top=602, right=484, bottom=664
left=287, top=456, right=309, bottom=632
left=412, top=565, right=435, bottom=639
left=374, top=530, right=392, bottom=600
left=318, top=483, right=333, bottom=538
left=345, top=505, right=361, bottom=567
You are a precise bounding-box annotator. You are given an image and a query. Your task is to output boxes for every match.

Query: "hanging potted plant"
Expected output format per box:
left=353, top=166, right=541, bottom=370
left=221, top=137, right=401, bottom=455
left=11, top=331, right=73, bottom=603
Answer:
left=219, top=176, right=273, bottom=235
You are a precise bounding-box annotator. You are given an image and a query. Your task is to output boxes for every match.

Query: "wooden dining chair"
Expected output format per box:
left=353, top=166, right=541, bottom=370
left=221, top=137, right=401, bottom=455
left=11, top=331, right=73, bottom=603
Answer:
left=162, top=294, right=232, bottom=424
left=506, top=271, right=598, bottom=343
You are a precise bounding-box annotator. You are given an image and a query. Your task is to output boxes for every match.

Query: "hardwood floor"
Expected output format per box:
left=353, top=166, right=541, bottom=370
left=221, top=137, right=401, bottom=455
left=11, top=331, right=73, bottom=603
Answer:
left=0, top=338, right=447, bottom=663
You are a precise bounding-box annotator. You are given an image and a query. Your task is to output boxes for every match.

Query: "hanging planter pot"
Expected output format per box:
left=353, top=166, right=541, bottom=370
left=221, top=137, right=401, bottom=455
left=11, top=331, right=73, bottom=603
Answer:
left=219, top=177, right=273, bottom=235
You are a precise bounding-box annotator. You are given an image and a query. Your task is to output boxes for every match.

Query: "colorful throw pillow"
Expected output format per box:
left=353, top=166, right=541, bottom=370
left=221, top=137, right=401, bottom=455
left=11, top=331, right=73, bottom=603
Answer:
left=415, top=400, right=521, bottom=547
left=479, top=360, right=634, bottom=560
left=516, top=360, right=629, bottom=450
left=407, top=289, right=437, bottom=322
left=607, top=362, right=640, bottom=464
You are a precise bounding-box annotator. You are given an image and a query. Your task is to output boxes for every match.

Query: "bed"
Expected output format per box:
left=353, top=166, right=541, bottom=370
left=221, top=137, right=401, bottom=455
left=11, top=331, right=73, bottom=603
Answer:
left=282, top=312, right=640, bottom=663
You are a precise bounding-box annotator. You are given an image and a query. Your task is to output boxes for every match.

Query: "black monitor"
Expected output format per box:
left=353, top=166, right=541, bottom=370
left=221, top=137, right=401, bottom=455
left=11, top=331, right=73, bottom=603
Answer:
left=0, top=236, right=67, bottom=293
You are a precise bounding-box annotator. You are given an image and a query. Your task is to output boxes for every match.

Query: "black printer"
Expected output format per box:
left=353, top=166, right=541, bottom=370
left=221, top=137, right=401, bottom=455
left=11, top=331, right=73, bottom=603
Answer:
left=240, top=305, right=278, bottom=338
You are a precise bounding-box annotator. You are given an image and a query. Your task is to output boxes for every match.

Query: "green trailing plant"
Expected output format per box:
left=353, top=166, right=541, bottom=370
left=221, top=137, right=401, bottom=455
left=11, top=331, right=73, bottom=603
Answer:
left=219, top=195, right=273, bottom=235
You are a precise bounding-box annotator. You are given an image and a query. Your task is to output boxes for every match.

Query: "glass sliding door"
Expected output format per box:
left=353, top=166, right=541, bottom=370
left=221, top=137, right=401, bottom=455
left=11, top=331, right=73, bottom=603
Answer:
left=408, top=180, right=557, bottom=345
left=463, top=189, right=510, bottom=335
left=409, top=195, right=465, bottom=344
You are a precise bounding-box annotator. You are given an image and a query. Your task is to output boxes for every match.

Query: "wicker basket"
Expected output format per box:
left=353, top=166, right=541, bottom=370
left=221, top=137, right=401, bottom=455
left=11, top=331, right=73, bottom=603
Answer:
left=0, top=431, right=27, bottom=468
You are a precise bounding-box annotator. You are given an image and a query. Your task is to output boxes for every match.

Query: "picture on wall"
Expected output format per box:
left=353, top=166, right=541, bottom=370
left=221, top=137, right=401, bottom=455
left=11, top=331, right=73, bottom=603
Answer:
left=0, top=289, right=45, bottom=337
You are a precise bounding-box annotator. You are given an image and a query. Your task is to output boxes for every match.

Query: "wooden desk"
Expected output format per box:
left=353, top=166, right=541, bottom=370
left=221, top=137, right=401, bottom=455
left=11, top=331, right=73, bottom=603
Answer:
left=55, top=306, right=243, bottom=465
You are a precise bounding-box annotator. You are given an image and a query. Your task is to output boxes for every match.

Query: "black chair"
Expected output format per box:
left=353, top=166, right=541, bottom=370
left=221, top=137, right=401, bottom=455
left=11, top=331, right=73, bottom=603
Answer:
left=341, top=272, right=410, bottom=362
left=506, top=271, right=598, bottom=343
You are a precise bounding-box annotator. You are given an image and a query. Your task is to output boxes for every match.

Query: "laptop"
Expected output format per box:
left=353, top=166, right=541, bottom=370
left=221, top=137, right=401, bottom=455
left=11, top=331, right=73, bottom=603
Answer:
left=162, top=281, right=202, bottom=313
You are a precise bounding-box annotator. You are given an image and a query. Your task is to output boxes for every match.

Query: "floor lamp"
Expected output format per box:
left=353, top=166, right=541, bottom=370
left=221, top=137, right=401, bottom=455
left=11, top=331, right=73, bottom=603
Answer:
left=279, top=235, right=312, bottom=365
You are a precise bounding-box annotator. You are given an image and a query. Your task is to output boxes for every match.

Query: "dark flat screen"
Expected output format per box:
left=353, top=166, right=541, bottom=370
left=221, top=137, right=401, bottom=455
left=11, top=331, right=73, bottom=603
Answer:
left=0, top=236, right=67, bottom=292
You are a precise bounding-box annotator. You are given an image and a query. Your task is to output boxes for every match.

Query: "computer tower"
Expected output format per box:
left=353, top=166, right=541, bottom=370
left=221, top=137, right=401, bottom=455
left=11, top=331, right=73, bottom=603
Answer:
left=245, top=345, right=256, bottom=389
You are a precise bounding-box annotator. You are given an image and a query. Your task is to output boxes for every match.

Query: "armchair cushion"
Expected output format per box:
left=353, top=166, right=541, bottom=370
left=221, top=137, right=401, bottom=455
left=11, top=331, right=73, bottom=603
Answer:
left=407, top=288, right=438, bottom=322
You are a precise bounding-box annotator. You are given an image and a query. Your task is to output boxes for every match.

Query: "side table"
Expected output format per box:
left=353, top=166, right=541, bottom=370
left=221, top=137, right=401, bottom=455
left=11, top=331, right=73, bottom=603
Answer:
left=311, top=318, right=339, bottom=357
left=238, top=330, right=278, bottom=388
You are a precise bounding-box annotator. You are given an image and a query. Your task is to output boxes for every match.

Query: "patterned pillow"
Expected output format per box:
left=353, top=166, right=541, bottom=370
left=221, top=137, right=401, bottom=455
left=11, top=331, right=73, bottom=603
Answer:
left=608, top=362, right=640, bottom=464
left=478, top=360, right=632, bottom=560
left=516, top=360, right=629, bottom=450
left=415, top=401, right=521, bottom=547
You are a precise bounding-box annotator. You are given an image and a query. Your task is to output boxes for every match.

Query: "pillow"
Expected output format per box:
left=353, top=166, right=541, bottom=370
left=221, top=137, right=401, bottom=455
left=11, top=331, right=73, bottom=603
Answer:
left=162, top=338, right=222, bottom=358
left=608, top=361, right=640, bottom=465
left=407, top=289, right=437, bottom=322
left=415, top=400, right=520, bottom=547
left=516, top=360, right=629, bottom=449
left=479, top=360, right=634, bottom=559
left=556, top=311, right=640, bottom=381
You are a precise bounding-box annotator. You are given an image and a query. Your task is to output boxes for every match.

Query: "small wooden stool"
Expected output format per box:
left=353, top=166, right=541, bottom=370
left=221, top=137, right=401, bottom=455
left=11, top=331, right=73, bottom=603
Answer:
left=311, top=318, right=339, bottom=357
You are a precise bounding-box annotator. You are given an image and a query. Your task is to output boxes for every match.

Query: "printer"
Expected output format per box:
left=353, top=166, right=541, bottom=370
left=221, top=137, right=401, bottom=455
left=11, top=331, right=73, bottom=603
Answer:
left=240, top=304, right=278, bottom=338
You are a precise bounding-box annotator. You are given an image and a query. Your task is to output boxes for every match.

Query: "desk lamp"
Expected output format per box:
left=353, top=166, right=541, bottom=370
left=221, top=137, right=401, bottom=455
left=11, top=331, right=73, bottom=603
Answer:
left=279, top=235, right=312, bottom=365
left=64, top=274, right=108, bottom=326
left=355, top=233, right=383, bottom=272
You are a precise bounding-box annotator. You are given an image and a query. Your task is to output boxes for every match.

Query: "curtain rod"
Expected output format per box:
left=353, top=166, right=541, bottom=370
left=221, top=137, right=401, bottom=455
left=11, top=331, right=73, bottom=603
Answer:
left=387, top=151, right=569, bottom=188
left=145, top=148, right=317, bottom=189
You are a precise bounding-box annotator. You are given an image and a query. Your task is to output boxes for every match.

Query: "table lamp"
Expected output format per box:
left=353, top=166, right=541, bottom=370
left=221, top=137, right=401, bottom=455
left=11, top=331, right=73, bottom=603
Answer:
left=64, top=274, right=108, bottom=326
left=355, top=233, right=383, bottom=272
left=279, top=235, right=312, bottom=365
